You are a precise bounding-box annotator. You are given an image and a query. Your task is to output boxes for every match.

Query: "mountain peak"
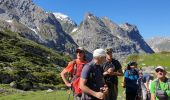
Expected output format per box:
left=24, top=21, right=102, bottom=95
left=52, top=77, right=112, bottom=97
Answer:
left=147, top=37, right=170, bottom=52
left=119, top=23, right=137, bottom=32
left=53, top=12, right=76, bottom=25
left=85, top=12, right=95, bottom=17
left=84, top=12, right=98, bottom=21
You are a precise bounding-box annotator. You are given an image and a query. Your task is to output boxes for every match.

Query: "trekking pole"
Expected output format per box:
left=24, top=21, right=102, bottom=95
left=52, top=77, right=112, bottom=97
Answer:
left=67, top=73, right=72, bottom=100
left=68, top=87, right=71, bottom=100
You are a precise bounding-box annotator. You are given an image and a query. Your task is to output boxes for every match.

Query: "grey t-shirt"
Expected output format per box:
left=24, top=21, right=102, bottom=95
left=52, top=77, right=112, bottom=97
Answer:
left=143, top=73, right=151, bottom=83
left=81, top=61, right=105, bottom=92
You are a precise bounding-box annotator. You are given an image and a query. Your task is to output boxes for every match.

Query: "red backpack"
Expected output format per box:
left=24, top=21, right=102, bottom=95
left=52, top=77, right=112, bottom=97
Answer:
left=71, top=60, right=85, bottom=96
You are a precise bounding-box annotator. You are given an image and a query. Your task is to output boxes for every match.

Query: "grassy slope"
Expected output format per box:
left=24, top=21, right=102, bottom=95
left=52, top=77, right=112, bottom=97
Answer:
left=0, top=30, right=71, bottom=87
left=125, top=52, right=170, bottom=71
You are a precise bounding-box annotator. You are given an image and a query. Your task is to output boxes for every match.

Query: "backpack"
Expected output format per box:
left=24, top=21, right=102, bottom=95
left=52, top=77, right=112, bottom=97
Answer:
left=122, top=69, right=138, bottom=88
left=71, top=60, right=85, bottom=96
left=155, top=78, right=170, bottom=100
left=81, top=62, right=104, bottom=100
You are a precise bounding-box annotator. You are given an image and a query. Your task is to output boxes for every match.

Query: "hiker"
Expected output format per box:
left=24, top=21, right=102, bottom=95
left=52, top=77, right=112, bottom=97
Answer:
left=124, top=61, right=139, bottom=100
left=102, top=48, right=123, bottom=100
left=60, top=47, right=88, bottom=100
left=80, top=48, right=108, bottom=100
left=150, top=66, right=170, bottom=100
left=137, top=69, right=153, bottom=100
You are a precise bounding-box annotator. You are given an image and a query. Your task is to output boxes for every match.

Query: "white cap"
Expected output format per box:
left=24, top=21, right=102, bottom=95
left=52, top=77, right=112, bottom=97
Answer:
left=155, top=66, right=165, bottom=71
left=93, top=49, right=106, bottom=57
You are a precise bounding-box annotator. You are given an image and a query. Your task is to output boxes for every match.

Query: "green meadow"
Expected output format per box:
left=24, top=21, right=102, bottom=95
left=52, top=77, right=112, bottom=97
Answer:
left=125, top=52, right=170, bottom=71
left=0, top=81, right=124, bottom=100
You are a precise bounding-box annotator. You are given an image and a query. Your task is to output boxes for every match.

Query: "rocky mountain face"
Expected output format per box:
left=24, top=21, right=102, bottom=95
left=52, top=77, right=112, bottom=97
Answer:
left=53, top=13, right=77, bottom=34
left=67, top=13, right=154, bottom=60
left=0, top=0, right=154, bottom=61
left=147, top=37, right=170, bottom=52
left=0, top=0, right=77, bottom=55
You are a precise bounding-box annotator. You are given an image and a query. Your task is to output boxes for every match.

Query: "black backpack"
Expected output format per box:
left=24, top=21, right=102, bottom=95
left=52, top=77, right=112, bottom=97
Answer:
left=81, top=62, right=104, bottom=100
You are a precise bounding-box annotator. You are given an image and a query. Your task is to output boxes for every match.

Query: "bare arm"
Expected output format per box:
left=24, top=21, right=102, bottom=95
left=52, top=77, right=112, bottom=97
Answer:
left=114, top=69, right=123, bottom=76
left=60, top=69, right=71, bottom=87
left=109, top=69, right=123, bottom=76
left=80, top=78, right=105, bottom=99
left=144, top=82, right=149, bottom=90
left=103, top=68, right=123, bottom=76
left=151, top=94, right=155, bottom=100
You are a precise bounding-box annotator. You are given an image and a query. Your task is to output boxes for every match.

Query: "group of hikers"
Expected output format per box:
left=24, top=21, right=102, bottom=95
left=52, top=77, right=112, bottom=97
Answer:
left=60, top=47, right=170, bottom=100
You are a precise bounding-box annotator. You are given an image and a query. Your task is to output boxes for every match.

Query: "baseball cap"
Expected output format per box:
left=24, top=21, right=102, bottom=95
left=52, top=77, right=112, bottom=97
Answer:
left=155, top=66, right=165, bottom=71
left=76, top=47, right=85, bottom=52
left=127, top=61, right=138, bottom=67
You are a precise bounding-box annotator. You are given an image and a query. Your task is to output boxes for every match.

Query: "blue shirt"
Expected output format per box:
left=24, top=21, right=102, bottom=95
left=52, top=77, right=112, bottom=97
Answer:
left=143, top=73, right=151, bottom=83
left=124, top=69, right=139, bottom=93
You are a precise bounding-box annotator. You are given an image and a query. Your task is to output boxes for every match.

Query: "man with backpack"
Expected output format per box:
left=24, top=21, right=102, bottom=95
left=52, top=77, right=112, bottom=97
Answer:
left=102, top=48, right=123, bottom=100
left=60, top=47, right=88, bottom=100
left=150, top=66, right=170, bottom=100
left=80, top=48, right=108, bottom=100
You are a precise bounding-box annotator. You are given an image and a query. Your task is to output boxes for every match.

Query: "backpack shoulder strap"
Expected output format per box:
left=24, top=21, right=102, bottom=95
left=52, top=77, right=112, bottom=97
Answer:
left=72, top=59, right=77, bottom=77
left=155, top=79, right=160, bottom=96
left=89, top=63, right=97, bottom=81
left=166, top=78, right=170, bottom=89
left=155, top=79, right=159, bottom=89
left=127, top=70, right=131, bottom=77
left=72, top=59, right=86, bottom=78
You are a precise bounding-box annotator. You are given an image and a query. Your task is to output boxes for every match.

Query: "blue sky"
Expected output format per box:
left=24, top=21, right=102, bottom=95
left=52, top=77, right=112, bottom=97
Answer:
left=33, top=0, right=170, bottom=39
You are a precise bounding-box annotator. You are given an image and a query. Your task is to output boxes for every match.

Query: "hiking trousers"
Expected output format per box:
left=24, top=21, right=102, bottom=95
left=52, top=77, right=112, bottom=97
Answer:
left=126, top=92, right=137, bottom=100
left=105, top=83, right=117, bottom=100
left=74, top=95, right=81, bottom=100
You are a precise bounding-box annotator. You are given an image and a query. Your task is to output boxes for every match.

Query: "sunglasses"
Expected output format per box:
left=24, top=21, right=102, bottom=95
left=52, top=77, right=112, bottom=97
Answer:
left=106, top=51, right=112, bottom=54
left=76, top=50, right=84, bottom=54
left=156, top=69, right=164, bottom=73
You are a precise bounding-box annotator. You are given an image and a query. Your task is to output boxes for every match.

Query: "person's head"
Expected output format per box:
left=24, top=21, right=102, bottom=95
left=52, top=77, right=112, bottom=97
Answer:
left=127, top=61, right=138, bottom=70
left=93, top=48, right=106, bottom=64
left=155, top=66, right=166, bottom=79
left=138, top=69, right=143, bottom=78
left=105, top=48, right=113, bottom=60
left=76, top=47, right=86, bottom=61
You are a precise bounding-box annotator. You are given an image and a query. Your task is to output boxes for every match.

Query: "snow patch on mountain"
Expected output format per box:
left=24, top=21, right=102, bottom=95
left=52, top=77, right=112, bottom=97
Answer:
left=29, top=27, right=38, bottom=34
left=6, top=20, right=13, bottom=23
left=72, top=27, right=78, bottom=33
left=53, top=12, right=76, bottom=25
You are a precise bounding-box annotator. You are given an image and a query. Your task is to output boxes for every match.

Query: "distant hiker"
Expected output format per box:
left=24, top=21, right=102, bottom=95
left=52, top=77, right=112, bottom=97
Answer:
left=103, top=48, right=123, bottom=100
left=137, top=69, right=153, bottom=100
left=60, top=47, right=88, bottom=100
left=80, top=48, right=108, bottom=100
left=124, top=61, right=139, bottom=100
left=150, top=66, right=170, bottom=100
